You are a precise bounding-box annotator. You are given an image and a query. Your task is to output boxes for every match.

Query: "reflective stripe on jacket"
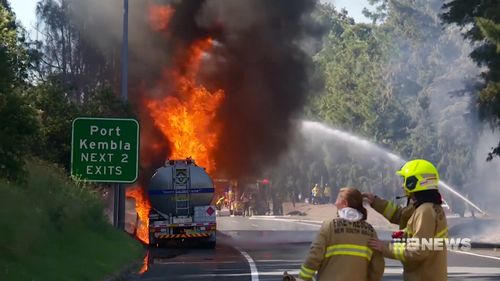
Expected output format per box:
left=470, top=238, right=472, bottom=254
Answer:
left=372, top=197, right=448, bottom=281
left=372, top=197, right=415, bottom=229
left=299, top=219, right=384, bottom=281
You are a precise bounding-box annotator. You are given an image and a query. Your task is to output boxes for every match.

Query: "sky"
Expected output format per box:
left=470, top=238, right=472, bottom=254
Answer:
left=10, top=0, right=38, bottom=32
left=9, top=0, right=371, bottom=34
left=324, top=0, right=371, bottom=23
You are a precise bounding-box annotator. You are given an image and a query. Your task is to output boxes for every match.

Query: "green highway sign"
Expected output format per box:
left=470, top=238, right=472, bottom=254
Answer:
left=71, top=117, right=139, bottom=183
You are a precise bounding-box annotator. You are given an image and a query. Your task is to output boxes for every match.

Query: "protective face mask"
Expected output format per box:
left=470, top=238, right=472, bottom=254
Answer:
left=338, top=207, right=363, bottom=222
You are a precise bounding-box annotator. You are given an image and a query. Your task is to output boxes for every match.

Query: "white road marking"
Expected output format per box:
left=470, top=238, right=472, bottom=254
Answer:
left=260, top=266, right=500, bottom=276
left=250, top=216, right=323, bottom=224
left=151, top=260, right=243, bottom=265
left=450, top=250, right=500, bottom=261
left=235, top=246, right=259, bottom=281
left=386, top=266, right=500, bottom=275
left=184, top=273, right=254, bottom=278
left=248, top=216, right=322, bottom=227
left=256, top=259, right=303, bottom=263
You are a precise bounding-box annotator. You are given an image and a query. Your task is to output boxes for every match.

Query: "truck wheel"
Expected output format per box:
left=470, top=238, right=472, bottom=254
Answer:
left=206, top=241, right=216, bottom=249
left=149, top=235, right=157, bottom=248
left=205, top=232, right=216, bottom=249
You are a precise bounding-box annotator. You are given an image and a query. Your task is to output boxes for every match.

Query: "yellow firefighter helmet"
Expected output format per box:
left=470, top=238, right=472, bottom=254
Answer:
left=396, top=159, right=439, bottom=194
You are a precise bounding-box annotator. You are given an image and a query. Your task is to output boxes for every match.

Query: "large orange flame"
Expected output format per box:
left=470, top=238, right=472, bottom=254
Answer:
left=149, top=5, right=174, bottom=32
left=139, top=251, right=150, bottom=274
left=127, top=4, right=224, bottom=247
left=146, top=38, right=224, bottom=173
left=126, top=186, right=150, bottom=244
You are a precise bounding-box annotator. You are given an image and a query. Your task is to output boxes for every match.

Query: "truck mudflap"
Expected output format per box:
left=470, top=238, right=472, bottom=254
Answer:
left=156, top=233, right=210, bottom=239
left=150, top=229, right=217, bottom=248
left=150, top=221, right=216, bottom=241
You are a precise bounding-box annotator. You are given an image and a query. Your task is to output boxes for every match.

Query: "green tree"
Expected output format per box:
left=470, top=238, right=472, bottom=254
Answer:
left=441, top=0, right=500, bottom=159
left=0, top=2, right=38, bottom=181
left=29, top=80, right=131, bottom=169
left=370, top=0, right=480, bottom=192
left=311, top=14, right=410, bottom=146
left=28, top=79, right=79, bottom=168
left=283, top=1, right=480, bottom=202
left=35, top=0, right=117, bottom=100
left=30, top=0, right=131, bottom=169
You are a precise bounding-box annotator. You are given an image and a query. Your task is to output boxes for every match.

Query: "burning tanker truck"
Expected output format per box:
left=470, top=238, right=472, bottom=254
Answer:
left=147, top=158, right=217, bottom=248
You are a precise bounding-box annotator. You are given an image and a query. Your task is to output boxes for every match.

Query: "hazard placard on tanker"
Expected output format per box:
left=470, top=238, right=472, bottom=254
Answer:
left=71, top=117, right=139, bottom=183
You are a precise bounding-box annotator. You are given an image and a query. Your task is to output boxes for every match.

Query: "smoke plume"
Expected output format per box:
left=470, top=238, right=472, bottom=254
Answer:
left=69, top=0, right=321, bottom=179
left=198, top=0, right=321, bottom=178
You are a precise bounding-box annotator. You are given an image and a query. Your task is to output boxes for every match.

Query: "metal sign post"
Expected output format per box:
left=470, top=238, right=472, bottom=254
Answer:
left=117, top=0, right=129, bottom=230
left=71, top=117, right=138, bottom=230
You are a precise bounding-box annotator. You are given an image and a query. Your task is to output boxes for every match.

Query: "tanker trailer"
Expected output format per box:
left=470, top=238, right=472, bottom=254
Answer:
left=148, top=158, right=217, bottom=248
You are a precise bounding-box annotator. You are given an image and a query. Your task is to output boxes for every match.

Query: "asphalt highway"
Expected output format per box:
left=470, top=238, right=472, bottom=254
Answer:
left=126, top=216, right=500, bottom=281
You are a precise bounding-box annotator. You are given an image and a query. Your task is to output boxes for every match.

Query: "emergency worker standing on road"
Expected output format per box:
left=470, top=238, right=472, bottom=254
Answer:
left=323, top=184, right=332, bottom=204
left=364, top=159, right=448, bottom=281
left=295, top=187, right=384, bottom=281
left=311, top=184, right=320, bottom=205
left=240, top=191, right=251, bottom=216
left=215, top=195, right=225, bottom=210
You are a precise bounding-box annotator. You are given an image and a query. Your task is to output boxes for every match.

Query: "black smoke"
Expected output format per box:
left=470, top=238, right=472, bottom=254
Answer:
left=69, top=0, right=322, bottom=179
left=165, top=0, right=321, bottom=178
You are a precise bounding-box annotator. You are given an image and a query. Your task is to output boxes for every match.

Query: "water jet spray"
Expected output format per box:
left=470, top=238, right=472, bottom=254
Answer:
left=301, top=120, right=487, bottom=216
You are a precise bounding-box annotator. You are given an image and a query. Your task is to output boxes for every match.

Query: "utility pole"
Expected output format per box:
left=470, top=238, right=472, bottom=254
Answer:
left=121, top=0, right=129, bottom=103
left=114, top=0, right=129, bottom=230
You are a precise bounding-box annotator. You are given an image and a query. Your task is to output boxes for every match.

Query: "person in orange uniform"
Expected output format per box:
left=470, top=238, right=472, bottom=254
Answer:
left=365, top=159, right=448, bottom=281
left=296, top=187, right=384, bottom=281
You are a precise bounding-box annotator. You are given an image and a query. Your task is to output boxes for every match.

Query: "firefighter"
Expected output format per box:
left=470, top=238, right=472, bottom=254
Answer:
left=311, top=184, right=320, bottom=205
left=296, top=187, right=384, bottom=281
left=215, top=195, right=225, bottom=210
left=318, top=185, right=324, bottom=204
left=274, top=191, right=284, bottom=215
left=227, top=189, right=234, bottom=213
left=323, top=184, right=332, bottom=204
left=364, top=159, right=448, bottom=281
left=240, top=191, right=251, bottom=216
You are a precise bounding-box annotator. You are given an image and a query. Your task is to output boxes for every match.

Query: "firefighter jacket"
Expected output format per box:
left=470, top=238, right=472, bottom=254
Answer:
left=240, top=192, right=251, bottom=203
left=299, top=209, right=385, bottom=281
left=324, top=186, right=332, bottom=197
left=312, top=186, right=320, bottom=197
left=372, top=196, right=415, bottom=229
left=372, top=197, right=448, bottom=281
left=215, top=196, right=225, bottom=209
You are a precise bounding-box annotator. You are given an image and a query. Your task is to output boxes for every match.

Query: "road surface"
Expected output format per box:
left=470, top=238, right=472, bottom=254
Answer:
left=126, top=216, right=500, bottom=281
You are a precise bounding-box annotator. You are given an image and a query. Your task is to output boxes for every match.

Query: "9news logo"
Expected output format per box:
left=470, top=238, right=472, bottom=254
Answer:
left=391, top=237, right=472, bottom=251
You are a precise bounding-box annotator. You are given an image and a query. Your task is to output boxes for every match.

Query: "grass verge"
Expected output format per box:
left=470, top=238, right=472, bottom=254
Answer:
left=0, top=160, right=143, bottom=281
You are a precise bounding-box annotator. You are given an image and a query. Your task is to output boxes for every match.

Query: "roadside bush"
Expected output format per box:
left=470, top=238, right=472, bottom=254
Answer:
left=0, top=160, right=143, bottom=281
